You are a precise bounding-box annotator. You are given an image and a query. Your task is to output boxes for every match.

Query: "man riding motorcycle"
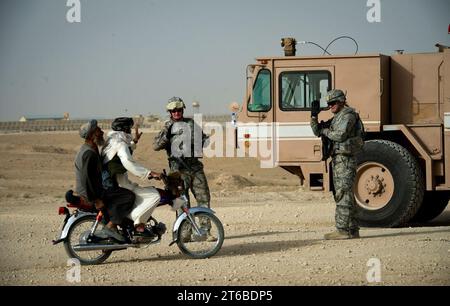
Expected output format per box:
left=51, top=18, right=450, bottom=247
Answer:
left=102, top=117, right=162, bottom=237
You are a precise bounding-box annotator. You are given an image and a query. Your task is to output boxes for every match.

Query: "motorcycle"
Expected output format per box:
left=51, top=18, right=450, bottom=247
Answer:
left=53, top=171, right=224, bottom=265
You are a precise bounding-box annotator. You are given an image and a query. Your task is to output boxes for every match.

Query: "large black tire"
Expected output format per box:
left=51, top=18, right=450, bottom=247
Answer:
left=411, top=191, right=450, bottom=222
left=64, top=215, right=112, bottom=265
left=177, top=212, right=224, bottom=259
left=354, top=140, right=424, bottom=227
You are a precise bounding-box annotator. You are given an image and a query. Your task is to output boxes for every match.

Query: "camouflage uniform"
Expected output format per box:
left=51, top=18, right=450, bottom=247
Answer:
left=153, top=118, right=210, bottom=209
left=311, top=106, right=362, bottom=234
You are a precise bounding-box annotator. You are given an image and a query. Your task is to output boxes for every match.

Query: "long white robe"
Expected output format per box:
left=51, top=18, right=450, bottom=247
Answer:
left=102, top=131, right=160, bottom=225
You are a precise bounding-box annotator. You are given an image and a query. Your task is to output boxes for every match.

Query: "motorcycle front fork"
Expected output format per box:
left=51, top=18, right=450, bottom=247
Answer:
left=174, top=195, right=202, bottom=235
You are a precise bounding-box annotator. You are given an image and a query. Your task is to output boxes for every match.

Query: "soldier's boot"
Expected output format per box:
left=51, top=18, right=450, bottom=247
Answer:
left=199, top=217, right=218, bottom=242
left=324, top=230, right=351, bottom=240
left=206, top=233, right=218, bottom=242
left=180, top=223, right=192, bottom=243
left=349, top=229, right=360, bottom=239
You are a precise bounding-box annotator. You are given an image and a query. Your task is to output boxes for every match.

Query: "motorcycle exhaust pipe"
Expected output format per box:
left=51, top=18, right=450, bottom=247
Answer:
left=73, top=244, right=132, bottom=252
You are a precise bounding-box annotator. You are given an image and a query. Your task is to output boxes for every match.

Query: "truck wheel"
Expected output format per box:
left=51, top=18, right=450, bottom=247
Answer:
left=411, top=191, right=449, bottom=222
left=354, top=140, right=424, bottom=227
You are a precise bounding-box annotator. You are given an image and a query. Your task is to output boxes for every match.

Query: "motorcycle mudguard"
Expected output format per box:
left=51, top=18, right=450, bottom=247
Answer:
left=55, top=211, right=97, bottom=243
left=171, top=207, right=215, bottom=242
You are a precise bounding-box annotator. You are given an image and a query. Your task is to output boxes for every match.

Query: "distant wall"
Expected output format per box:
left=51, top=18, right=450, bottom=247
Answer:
left=0, top=119, right=114, bottom=133
left=0, top=115, right=230, bottom=133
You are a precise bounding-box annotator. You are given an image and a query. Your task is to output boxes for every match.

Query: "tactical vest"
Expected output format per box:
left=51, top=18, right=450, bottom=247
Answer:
left=332, top=110, right=365, bottom=156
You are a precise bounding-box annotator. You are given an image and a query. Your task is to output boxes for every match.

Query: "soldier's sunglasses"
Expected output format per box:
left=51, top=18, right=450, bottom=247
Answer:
left=170, top=108, right=183, bottom=113
left=327, top=101, right=338, bottom=106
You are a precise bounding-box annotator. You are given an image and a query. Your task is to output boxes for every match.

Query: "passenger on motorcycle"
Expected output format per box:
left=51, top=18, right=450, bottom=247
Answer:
left=75, top=120, right=135, bottom=242
left=101, top=117, right=162, bottom=237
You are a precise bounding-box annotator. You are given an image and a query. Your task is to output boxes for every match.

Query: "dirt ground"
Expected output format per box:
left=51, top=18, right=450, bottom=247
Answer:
left=0, top=132, right=449, bottom=286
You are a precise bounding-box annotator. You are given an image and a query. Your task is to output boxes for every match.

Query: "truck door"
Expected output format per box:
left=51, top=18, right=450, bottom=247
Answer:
left=274, top=67, right=333, bottom=163
left=239, top=66, right=276, bottom=167
left=246, top=67, right=273, bottom=123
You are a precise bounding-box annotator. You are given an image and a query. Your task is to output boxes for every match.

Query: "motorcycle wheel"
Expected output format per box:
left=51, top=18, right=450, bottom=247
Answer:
left=176, top=212, right=224, bottom=259
left=63, top=215, right=112, bottom=265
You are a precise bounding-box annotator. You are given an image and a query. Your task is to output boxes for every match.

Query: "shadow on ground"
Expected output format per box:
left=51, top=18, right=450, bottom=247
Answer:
left=408, top=211, right=450, bottom=227
left=216, top=238, right=320, bottom=258
left=107, top=231, right=319, bottom=265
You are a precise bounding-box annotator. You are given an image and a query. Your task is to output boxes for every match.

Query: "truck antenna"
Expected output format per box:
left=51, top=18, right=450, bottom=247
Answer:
left=298, top=35, right=359, bottom=56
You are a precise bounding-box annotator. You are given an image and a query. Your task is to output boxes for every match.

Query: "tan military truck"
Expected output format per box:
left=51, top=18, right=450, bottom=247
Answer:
left=235, top=39, right=450, bottom=227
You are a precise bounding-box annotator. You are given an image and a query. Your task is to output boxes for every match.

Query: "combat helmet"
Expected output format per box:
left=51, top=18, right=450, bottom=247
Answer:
left=166, top=97, right=186, bottom=111
left=325, top=89, right=346, bottom=104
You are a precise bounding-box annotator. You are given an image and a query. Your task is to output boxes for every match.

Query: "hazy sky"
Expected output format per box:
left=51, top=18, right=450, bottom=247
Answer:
left=0, top=0, right=449, bottom=121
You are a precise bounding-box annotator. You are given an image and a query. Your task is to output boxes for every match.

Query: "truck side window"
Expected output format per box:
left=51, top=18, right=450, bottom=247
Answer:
left=248, top=69, right=271, bottom=112
left=280, top=71, right=331, bottom=111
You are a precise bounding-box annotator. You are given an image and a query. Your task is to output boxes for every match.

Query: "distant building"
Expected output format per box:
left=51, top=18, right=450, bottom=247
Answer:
left=18, top=115, right=65, bottom=122
left=144, top=114, right=161, bottom=124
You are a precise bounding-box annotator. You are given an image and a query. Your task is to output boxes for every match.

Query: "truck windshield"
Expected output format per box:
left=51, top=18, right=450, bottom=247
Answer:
left=280, top=71, right=331, bottom=111
left=248, top=69, right=271, bottom=112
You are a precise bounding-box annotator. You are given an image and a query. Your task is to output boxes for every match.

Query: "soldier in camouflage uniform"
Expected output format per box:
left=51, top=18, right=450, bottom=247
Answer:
left=310, top=90, right=364, bottom=240
left=153, top=97, right=211, bottom=209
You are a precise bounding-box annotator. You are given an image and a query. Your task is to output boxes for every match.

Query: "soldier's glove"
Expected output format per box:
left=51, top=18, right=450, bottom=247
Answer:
left=311, top=100, right=321, bottom=118
left=318, top=120, right=331, bottom=130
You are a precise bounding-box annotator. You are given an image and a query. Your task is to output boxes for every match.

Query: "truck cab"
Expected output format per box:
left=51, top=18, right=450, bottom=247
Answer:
left=236, top=40, right=450, bottom=227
